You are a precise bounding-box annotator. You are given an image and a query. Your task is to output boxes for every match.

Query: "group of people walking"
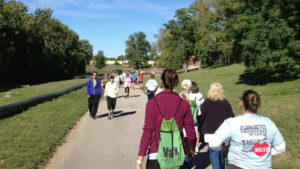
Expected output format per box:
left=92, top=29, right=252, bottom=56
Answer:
left=86, top=72, right=118, bottom=120
left=86, top=71, right=145, bottom=119
left=86, top=69, right=286, bottom=169
left=137, top=69, right=286, bottom=169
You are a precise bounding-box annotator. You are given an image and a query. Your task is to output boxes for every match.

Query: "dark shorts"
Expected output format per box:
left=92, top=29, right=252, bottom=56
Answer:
left=107, top=96, right=116, bottom=110
left=132, top=80, right=137, bottom=84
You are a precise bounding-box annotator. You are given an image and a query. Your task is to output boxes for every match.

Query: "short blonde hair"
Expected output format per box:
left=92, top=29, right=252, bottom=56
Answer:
left=207, top=82, right=225, bottom=101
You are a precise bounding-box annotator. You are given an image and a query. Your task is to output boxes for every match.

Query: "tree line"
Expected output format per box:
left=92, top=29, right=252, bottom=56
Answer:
left=153, top=0, right=299, bottom=77
left=0, top=0, right=93, bottom=84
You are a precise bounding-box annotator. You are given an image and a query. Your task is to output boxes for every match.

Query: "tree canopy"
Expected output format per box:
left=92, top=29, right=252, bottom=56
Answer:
left=125, top=31, right=150, bottom=69
left=0, top=0, right=93, bottom=84
left=154, top=0, right=299, bottom=78
left=94, top=50, right=106, bottom=69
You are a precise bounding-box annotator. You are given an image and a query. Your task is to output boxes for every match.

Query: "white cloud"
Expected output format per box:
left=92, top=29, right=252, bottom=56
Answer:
left=56, top=10, right=116, bottom=18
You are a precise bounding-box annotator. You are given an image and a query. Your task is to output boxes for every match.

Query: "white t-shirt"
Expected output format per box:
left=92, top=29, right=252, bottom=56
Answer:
left=146, top=79, right=158, bottom=91
left=114, top=77, right=119, bottom=83
left=211, top=113, right=284, bottom=169
left=188, top=92, right=204, bottom=115
left=155, top=88, right=163, bottom=95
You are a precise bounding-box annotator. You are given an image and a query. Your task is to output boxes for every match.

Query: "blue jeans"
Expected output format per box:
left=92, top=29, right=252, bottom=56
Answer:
left=208, top=147, right=225, bottom=169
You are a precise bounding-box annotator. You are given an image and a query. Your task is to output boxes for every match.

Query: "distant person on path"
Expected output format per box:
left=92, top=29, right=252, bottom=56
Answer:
left=199, top=82, right=234, bottom=169
left=124, top=74, right=131, bottom=98
left=205, top=90, right=286, bottom=169
left=145, top=74, right=158, bottom=100
left=101, top=74, right=109, bottom=93
left=138, top=73, right=144, bottom=88
left=104, top=75, right=119, bottom=120
left=137, top=69, right=196, bottom=169
left=131, top=73, right=137, bottom=89
left=87, top=72, right=102, bottom=119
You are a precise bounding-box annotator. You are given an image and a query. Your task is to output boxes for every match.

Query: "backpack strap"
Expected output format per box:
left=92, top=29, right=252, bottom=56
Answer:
left=154, top=97, right=182, bottom=118
left=174, top=99, right=183, bottom=117
left=154, top=97, right=164, bottom=117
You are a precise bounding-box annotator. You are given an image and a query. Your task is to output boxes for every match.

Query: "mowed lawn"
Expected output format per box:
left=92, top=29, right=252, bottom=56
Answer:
left=0, top=78, right=88, bottom=106
left=0, top=87, right=88, bottom=169
left=143, top=64, right=300, bottom=169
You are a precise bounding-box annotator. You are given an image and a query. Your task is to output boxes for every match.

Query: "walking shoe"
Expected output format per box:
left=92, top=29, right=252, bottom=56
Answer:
left=108, top=114, right=111, bottom=120
left=111, top=112, right=114, bottom=119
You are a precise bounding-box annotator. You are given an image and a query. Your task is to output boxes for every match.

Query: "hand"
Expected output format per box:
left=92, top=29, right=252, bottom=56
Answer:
left=189, top=149, right=195, bottom=158
left=87, top=95, right=90, bottom=98
left=222, top=145, right=229, bottom=156
left=136, top=163, right=142, bottom=169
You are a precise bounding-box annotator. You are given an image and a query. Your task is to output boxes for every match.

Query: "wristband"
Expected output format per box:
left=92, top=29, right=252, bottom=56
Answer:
left=137, top=160, right=142, bottom=164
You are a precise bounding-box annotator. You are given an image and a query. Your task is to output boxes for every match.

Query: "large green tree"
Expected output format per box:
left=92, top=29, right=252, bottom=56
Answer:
left=0, top=0, right=93, bottom=84
left=223, top=0, right=300, bottom=78
left=160, top=8, right=195, bottom=72
left=125, top=32, right=150, bottom=69
left=94, top=50, right=106, bottom=69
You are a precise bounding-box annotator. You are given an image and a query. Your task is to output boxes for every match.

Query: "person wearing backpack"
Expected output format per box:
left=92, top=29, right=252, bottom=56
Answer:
left=145, top=74, right=158, bottom=100
left=180, top=80, right=204, bottom=154
left=137, top=69, right=196, bottom=169
left=198, top=82, right=234, bottom=169
left=138, top=73, right=144, bottom=88
left=187, top=82, right=205, bottom=153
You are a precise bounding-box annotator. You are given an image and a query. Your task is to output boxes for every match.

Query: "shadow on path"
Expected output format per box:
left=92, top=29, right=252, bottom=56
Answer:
left=129, top=95, right=140, bottom=98
left=95, top=110, right=123, bottom=119
left=94, top=110, right=136, bottom=119
left=114, top=111, right=136, bottom=118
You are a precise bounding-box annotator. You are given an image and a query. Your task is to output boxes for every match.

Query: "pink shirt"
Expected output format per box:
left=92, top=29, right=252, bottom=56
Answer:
left=138, top=91, right=196, bottom=157
left=124, top=77, right=131, bottom=87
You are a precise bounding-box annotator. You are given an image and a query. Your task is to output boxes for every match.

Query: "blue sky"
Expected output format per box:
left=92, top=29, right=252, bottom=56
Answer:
left=19, top=0, right=194, bottom=58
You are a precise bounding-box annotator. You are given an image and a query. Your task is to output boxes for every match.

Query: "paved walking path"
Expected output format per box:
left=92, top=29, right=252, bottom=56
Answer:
left=45, top=88, right=212, bottom=169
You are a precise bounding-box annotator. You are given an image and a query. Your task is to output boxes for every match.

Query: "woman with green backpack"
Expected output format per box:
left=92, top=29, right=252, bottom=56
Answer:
left=137, top=69, right=196, bottom=169
left=180, top=80, right=205, bottom=153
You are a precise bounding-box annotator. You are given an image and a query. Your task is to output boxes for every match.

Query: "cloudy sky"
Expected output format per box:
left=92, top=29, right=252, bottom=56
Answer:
left=18, top=0, right=194, bottom=57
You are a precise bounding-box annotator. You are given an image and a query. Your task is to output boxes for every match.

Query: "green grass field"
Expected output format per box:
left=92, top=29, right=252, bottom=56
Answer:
left=0, top=78, right=87, bottom=106
left=143, top=64, right=300, bottom=169
left=0, top=87, right=87, bottom=169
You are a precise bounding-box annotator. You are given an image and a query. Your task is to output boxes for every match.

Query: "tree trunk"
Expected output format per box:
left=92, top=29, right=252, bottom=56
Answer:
left=199, top=60, right=202, bottom=70
left=227, top=55, right=231, bottom=64
left=184, top=56, right=188, bottom=74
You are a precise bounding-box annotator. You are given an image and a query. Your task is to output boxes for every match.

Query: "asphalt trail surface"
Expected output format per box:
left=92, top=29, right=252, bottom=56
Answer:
left=45, top=88, right=212, bottom=169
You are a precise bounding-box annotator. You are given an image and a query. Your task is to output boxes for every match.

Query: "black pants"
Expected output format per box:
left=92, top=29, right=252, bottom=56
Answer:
left=146, top=159, right=191, bottom=169
left=88, top=94, right=100, bottom=117
left=107, top=96, right=116, bottom=110
left=125, top=87, right=130, bottom=94
left=227, top=164, right=244, bottom=169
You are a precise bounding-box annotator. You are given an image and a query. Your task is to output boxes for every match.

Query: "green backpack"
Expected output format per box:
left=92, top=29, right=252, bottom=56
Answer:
left=188, top=99, right=198, bottom=125
left=154, top=98, right=185, bottom=169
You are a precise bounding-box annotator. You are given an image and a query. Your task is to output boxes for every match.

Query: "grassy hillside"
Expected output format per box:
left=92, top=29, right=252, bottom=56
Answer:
left=0, top=87, right=87, bottom=168
left=143, top=64, right=300, bottom=169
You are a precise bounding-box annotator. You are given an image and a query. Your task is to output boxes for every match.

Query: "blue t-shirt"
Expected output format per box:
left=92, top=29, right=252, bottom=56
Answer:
left=215, top=113, right=284, bottom=169
left=131, top=74, right=137, bottom=80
